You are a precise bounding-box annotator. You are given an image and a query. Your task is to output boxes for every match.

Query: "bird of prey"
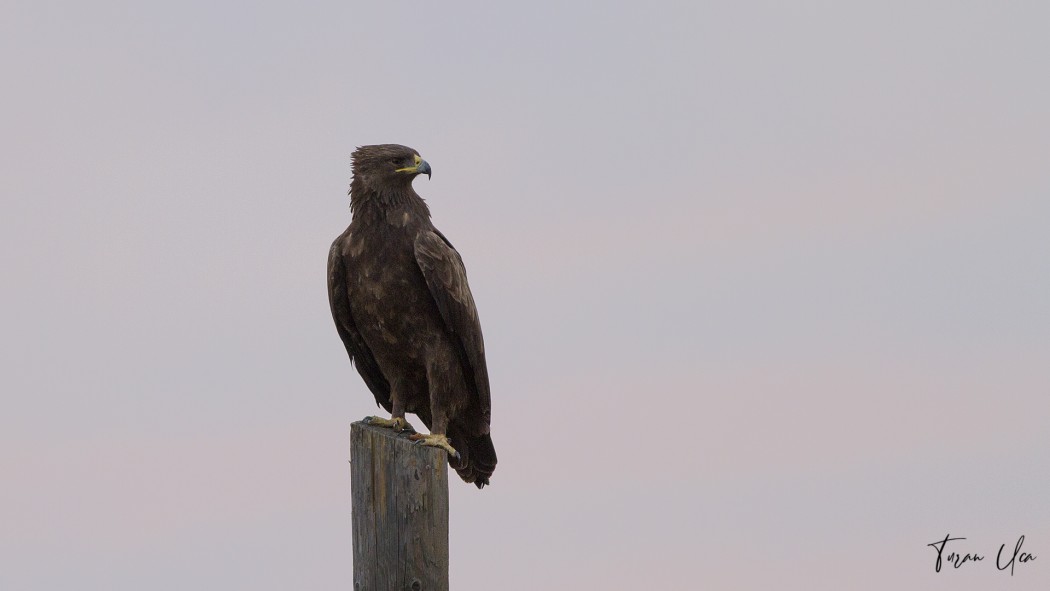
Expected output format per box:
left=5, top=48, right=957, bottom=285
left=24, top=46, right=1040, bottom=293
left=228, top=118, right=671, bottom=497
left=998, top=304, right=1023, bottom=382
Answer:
left=327, top=144, right=496, bottom=488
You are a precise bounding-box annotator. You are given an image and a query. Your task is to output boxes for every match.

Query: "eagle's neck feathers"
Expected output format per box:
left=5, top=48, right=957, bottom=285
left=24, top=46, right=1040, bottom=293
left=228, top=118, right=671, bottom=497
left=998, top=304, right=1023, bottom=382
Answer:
left=348, top=177, right=431, bottom=222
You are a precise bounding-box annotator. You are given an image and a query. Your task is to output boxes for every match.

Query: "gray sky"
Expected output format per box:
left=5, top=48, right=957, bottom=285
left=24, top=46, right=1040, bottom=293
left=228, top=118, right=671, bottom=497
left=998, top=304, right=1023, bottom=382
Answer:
left=2, top=1, right=1049, bottom=589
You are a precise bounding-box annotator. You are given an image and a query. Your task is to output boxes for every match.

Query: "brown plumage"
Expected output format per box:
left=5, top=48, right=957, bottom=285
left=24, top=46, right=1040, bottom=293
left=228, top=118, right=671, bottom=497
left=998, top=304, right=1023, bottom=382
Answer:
left=327, top=144, right=496, bottom=488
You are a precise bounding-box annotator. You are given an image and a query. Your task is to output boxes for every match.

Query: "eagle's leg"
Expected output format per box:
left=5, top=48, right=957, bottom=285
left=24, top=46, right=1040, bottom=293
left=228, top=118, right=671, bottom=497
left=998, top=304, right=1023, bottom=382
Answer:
left=408, top=408, right=460, bottom=460
left=363, top=395, right=415, bottom=433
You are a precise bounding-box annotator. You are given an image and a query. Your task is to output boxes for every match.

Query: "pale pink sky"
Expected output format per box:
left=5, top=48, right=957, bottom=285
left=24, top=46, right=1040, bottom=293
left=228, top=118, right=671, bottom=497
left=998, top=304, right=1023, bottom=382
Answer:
left=2, top=1, right=1048, bottom=589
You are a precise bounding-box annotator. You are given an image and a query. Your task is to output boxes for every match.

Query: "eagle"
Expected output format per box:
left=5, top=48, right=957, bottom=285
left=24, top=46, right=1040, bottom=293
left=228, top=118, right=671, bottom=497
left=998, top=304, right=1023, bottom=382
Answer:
left=327, top=144, right=496, bottom=488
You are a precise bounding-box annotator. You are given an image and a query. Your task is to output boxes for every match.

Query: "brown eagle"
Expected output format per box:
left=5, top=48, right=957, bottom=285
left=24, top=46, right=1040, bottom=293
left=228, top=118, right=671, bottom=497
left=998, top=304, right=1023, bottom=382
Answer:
left=327, top=144, right=496, bottom=488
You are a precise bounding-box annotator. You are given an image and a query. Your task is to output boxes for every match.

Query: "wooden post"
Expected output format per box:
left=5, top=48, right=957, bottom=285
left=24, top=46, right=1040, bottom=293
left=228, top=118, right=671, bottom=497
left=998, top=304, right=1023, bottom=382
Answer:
left=350, top=421, right=449, bottom=591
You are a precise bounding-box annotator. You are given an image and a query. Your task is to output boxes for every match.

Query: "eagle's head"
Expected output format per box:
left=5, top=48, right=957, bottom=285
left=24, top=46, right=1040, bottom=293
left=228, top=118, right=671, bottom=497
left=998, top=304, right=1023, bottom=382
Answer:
left=350, top=144, right=431, bottom=195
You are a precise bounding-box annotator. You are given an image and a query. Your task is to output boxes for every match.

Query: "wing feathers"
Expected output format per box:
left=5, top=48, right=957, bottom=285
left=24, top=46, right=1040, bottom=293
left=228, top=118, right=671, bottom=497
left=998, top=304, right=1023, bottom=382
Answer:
left=328, top=233, right=391, bottom=411
left=414, top=230, right=491, bottom=423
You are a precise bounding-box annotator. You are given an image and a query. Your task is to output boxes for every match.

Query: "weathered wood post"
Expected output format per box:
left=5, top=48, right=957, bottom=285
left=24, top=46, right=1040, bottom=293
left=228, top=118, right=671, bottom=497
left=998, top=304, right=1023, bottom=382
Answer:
left=350, top=421, right=449, bottom=591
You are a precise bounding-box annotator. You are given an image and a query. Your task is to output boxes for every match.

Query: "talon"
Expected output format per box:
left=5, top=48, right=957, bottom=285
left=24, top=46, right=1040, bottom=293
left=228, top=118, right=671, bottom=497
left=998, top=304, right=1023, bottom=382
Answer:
left=362, top=416, right=415, bottom=433
left=406, top=433, right=459, bottom=459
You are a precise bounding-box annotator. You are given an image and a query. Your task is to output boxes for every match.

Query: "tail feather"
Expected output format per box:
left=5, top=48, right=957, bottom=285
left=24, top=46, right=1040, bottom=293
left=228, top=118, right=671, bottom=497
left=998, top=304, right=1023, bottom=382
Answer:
left=450, top=431, right=496, bottom=489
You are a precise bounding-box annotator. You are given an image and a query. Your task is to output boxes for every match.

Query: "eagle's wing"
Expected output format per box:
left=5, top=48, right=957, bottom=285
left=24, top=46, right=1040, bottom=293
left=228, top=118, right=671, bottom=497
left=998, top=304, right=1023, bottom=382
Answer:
left=327, top=231, right=391, bottom=411
left=414, top=229, right=491, bottom=425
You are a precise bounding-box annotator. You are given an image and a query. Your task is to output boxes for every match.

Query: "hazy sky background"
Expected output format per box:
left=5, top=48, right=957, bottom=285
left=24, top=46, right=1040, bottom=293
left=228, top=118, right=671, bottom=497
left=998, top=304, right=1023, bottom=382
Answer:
left=2, top=1, right=1048, bottom=589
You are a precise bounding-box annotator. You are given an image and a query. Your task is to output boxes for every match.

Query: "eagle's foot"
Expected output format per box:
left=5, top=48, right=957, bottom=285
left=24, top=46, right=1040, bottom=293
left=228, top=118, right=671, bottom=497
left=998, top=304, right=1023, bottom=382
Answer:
left=408, top=433, right=460, bottom=460
left=363, top=416, right=416, bottom=433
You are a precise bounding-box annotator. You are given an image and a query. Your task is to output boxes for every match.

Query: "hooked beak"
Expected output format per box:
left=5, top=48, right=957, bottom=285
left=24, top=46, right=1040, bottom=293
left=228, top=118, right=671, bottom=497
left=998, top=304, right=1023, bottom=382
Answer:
left=418, top=159, right=431, bottom=180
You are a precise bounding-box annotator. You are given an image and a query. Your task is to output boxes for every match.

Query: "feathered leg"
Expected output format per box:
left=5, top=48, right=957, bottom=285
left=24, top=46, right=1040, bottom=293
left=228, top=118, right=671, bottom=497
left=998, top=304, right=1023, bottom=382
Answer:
left=408, top=410, right=460, bottom=459
left=363, top=388, right=415, bottom=433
